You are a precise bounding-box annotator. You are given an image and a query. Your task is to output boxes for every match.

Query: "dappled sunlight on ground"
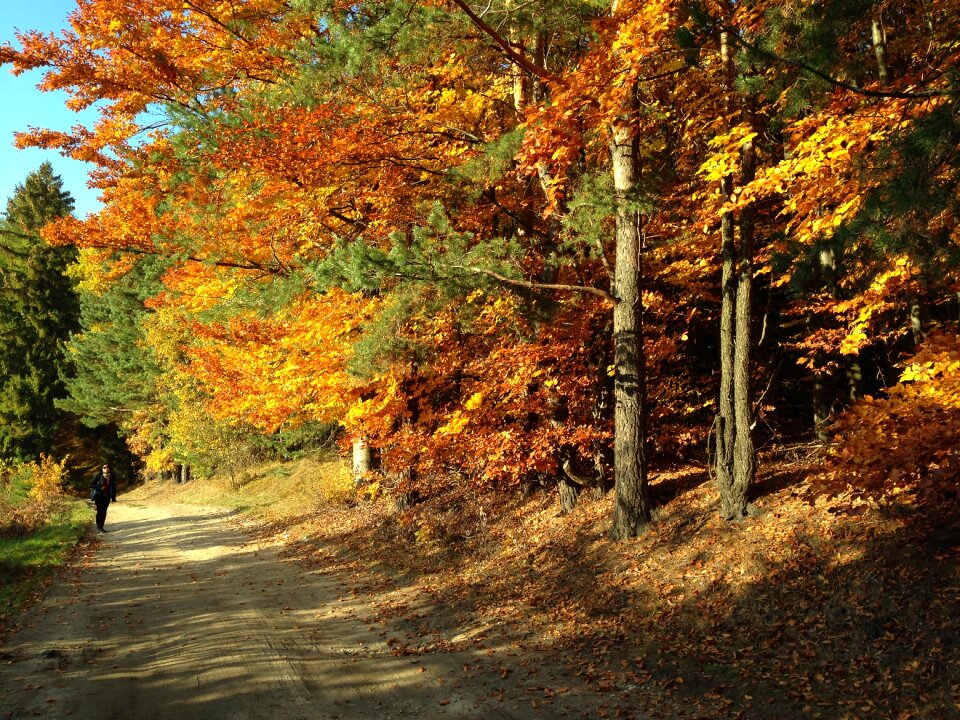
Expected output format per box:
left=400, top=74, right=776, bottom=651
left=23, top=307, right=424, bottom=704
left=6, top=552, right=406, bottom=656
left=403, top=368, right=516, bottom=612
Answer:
left=12, top=454, right=952, bottom=719
left=201, top=455, right=960, bottom=719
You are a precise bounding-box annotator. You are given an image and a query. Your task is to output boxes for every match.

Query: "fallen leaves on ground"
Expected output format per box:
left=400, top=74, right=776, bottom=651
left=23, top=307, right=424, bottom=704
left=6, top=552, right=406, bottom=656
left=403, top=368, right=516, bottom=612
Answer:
left=166, top=455, right=960, bottom=718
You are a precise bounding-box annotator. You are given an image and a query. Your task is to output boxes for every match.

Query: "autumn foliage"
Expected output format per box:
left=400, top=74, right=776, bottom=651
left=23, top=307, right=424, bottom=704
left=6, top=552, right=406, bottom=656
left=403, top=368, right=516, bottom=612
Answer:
left=1, top=0, right=959, bottom=516
left=0, top=455, right=69, bottom=535
left=824, top=331, right=960, bottom=501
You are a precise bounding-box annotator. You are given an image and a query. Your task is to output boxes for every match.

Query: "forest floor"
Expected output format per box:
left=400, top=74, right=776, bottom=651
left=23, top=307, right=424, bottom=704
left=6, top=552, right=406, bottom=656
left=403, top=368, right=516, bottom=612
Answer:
left=1, top=452, right=959, bottom=719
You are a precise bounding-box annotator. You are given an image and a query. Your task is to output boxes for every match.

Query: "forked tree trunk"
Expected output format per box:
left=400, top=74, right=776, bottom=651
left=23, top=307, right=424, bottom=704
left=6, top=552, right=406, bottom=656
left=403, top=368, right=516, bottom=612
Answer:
left=714, top=31, right=756, bottom=520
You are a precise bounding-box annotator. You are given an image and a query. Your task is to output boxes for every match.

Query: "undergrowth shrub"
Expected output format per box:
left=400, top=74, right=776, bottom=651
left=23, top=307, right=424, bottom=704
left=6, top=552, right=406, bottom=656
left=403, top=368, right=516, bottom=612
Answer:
left=0, top=454, right=69, bottom=536
left=823, top=331, right=960, bottom=503
left=317, top=463, right=357, bottom=506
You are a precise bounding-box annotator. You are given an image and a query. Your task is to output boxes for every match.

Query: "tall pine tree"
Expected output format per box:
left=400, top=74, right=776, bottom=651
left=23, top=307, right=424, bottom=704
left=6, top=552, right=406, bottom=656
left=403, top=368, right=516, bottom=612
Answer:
left=0, top=162, right=79, bottom=461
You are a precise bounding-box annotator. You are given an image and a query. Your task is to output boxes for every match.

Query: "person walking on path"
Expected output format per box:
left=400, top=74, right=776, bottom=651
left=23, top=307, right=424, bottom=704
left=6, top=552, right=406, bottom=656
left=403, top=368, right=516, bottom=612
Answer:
left=90, top=463, right=116, bottom=532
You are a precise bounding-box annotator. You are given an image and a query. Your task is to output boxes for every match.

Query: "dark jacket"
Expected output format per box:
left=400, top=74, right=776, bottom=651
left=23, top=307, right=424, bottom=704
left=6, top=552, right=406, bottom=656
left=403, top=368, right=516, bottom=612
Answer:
left=91, top=471, right=116, bottom=502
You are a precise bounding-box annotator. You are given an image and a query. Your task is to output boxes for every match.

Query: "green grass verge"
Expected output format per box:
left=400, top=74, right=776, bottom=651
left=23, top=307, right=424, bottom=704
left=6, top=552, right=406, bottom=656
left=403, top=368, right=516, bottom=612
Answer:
left=3, top=471, right=32, bottom=506
left=0, top=498, right=92, bottom=616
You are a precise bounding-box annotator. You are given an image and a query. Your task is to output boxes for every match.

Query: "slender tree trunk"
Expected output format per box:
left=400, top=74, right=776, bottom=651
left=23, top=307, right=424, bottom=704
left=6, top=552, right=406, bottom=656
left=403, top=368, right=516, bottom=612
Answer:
left=511, top=56, right=528, bottom=112
left=714, top=30, right=755, bottom=520
left=910, top=298, right=925, bottom=346
left=846, top=357, right=864, bottom=400
left=812, top=366, right=832, bottom=442
left=715, top=175, right=736, bottom=492
left=453, top=0, right=653, bottom=536
left=812, top=245, right=837, bottom=441
left=871, top=14, right=890, bottom=86
left=609, top=118, right=653, bottom=539
left=729, top=141, right=756, bottom=517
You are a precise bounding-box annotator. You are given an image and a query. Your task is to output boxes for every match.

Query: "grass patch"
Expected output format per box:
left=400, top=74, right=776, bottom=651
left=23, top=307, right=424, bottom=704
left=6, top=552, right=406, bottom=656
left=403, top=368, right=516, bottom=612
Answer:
left=1, top=470, right=31, bottom=507
left=126, top=454, right=353, bottom=520
left=0, top=498, right=92, bottom=617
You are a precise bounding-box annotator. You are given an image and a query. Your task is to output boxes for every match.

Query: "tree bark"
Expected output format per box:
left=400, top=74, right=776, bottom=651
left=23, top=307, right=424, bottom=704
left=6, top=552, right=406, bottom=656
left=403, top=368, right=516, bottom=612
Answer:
left=846, top=357, right=864, bottom=401
left=715, top=173, right=736, bottom=495
left=729, top=140, right=756, bottom=517
left=592, top=319, right=615, bottom=497
left=871, top=14, right=890, bottom=86
left=558, top=467, right=581, bottom=515
left=352, top=437, right=371, bottom=485
left=608, top=118, right=653, bottom=539
left=449, top=0, right=653, bottom=537
left=812, top=367, right=832, bottom=442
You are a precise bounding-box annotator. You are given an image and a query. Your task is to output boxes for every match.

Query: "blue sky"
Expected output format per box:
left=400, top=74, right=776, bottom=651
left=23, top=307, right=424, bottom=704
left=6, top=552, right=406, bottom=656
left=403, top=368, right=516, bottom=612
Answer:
left=1, top=0, right=102, bottom=218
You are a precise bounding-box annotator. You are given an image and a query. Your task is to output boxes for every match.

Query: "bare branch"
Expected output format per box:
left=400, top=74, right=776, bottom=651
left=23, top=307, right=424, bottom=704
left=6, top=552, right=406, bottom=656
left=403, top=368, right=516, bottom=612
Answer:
left=83, top=243, right=286, bottom=274
left=448, top=0, right=558, bottom=84
left=449, top=263, right=613, bottom=300
left=724, top=25, right=958, bottom=100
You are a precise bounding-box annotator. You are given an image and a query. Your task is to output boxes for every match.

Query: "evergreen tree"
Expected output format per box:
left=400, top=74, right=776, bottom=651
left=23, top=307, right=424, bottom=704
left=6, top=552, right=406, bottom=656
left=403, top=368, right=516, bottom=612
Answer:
left=0, top=162, right=79, bottom=461
left=58, top=257, right=164, bottom=428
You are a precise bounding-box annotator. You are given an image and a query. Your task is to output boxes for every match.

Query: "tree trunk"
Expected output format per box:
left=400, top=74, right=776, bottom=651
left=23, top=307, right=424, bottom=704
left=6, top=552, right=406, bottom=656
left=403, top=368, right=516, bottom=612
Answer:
left=608, top=118, right=653, bottom=539
left=352, top=437, right=371, bottom=485
left=910, top=298, right=925, bottom=346
left=715, top=175, right=736, bottom=496
left=729, top=140, right=756, bottom=518
left=811, top=245, right=837, bottom=441
left=558, top=475, right=580, bottom=514
left=714, top=31, right=755, bottom=520
left=455, top=0, right=653, bottom=536
left=846, top=357, right=864, bottom=401
left=812, top=366, right=832, bottom=442
left=871, top=14, right=890, bottom=86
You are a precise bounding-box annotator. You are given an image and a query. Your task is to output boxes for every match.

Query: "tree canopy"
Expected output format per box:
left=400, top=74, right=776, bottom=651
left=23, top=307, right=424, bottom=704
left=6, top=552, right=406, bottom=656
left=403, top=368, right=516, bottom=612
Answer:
left=2, top=0, right=959, bottom=525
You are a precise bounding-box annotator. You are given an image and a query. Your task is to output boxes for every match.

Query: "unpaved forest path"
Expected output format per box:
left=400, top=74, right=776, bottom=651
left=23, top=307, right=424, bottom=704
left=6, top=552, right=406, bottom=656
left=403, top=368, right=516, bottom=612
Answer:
left=0, top=501, right=561, bottom=720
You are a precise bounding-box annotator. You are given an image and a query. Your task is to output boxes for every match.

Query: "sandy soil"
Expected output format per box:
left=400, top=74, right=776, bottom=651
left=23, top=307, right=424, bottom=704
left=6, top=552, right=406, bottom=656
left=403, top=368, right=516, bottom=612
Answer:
left=0, top=499, right=592, bottom=720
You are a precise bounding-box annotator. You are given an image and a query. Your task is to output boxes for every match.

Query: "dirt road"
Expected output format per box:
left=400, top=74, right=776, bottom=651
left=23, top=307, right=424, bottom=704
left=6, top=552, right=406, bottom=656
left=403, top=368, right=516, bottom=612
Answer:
left=0, top=501, right=557, bottom=720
